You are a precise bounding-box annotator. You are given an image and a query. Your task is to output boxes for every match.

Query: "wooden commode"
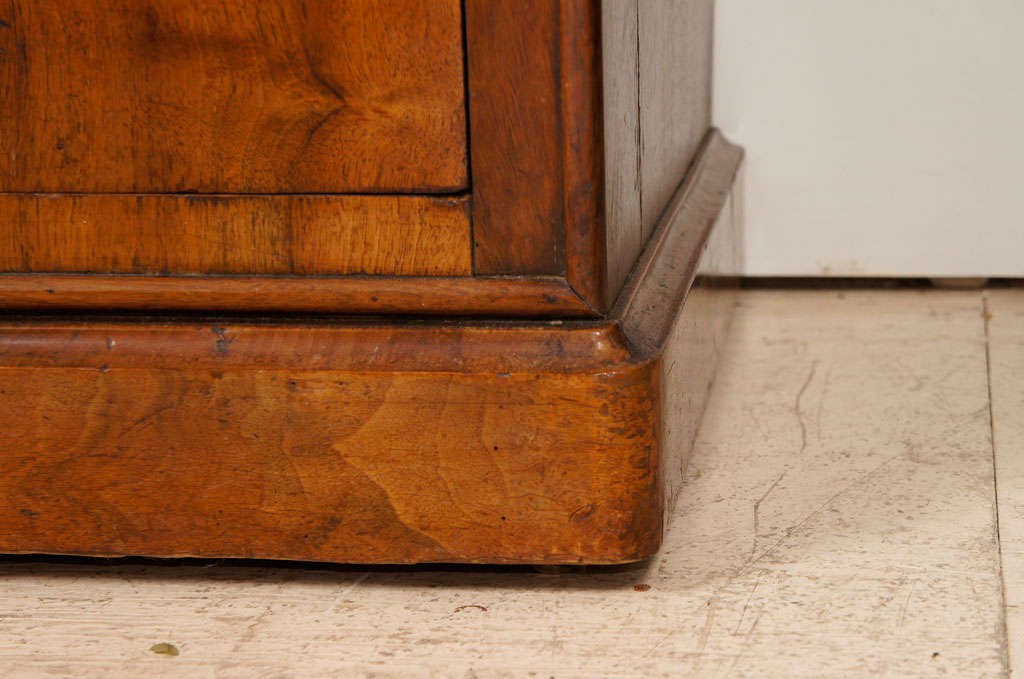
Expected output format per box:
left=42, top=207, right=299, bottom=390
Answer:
left=0, top=0, right=742, bottom=564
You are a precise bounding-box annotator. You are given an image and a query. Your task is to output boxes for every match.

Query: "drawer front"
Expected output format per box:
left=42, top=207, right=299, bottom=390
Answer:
left=0, top=0, right=467, bottom=194
left=0, top=0, right=620, bottom=318
left=0, top=0, right=469, bottom=280
left=0, top=194, right=471, bottom=277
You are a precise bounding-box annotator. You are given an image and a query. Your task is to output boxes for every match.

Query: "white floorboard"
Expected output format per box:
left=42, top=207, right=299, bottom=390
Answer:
left=987, top=289, right=1024, bottom=678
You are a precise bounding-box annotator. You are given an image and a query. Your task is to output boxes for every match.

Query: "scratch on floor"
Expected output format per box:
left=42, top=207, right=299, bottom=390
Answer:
left=795, top=361, right=818, bottom=455
left=815, top=367, right=831, bottom=442
left=897, top=580, right=916, bottom=631
left=718, top=614, right=762, bottom=679
left=691, top=599, right=718, bottom=674
left=338, top=573, right=370, bottom=601
left=643, top=629, right=674, bottom=659
left=698, top=600, right=717, bottom=651
left=751, top=470, right=789, bottom=559
left=752, top=453, right=901, bottom=566
left=733, top=570, right=763, bottom=635
left=231, top=604, right=274, bottom=653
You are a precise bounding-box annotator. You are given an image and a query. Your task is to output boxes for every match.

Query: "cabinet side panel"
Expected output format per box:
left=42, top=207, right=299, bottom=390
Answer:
left=638, top=0, right=713, bottom=239
left=601, top=0, right=643, bottom=305
left=661, top=189, right=741, bottom=517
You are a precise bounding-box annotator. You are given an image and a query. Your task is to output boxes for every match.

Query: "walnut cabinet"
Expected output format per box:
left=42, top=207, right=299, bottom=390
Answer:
left=0, top=0, right=742, bottom=564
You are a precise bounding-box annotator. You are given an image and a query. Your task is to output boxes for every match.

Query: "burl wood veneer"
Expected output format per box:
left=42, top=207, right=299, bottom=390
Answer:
left=0, top=0, right=741, bottom=564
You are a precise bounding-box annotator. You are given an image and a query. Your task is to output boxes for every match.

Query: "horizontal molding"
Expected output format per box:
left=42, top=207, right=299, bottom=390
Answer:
left=0, top=274, right=598, bottom=318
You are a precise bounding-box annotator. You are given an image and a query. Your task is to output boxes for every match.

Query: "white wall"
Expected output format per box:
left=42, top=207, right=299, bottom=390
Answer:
left=713, top=0, right=1024, bottom=277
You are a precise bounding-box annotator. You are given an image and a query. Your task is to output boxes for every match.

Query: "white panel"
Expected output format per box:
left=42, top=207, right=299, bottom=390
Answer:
left=713, top=0, right=1024, bottom=276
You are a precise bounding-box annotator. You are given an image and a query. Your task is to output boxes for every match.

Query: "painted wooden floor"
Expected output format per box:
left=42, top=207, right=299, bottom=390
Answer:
left=0, top=289, right=1020, bottom=678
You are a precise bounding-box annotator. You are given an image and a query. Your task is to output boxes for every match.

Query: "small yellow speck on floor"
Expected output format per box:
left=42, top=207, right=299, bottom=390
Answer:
left=149, top=643, right=179, bottom=657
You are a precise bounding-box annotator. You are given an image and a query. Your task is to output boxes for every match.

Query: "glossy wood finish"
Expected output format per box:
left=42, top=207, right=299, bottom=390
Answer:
left=0, top=276, right=596, bottom=317
left=561, top=0, right=608, bottom=311
left=465, top=0, right=566, bottom=275
left=0, top=352, right=659, bottom=565
left=0, top=193, right=468, bottom=276
left=467, top=0, right=714, bottom=313
left=0, top=2, right=738, bottom=564
left=0, top=322, right=631, bottom=373
left=0, top=0, right=717, bottom=318
left=467, top=0, right=606, bottom=310
left=0, top=0, right=467, bottom=193
left=0, top=194, right=471, bottom=276
left=0, top=130, right=742, bottom=564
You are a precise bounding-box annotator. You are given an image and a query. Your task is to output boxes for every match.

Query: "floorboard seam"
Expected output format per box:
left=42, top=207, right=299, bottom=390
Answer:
left=983, top=290, right=1012, bottom=677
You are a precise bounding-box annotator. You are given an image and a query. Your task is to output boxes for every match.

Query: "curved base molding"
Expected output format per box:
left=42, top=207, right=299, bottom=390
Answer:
left=0, top=132, right=743, bottom=564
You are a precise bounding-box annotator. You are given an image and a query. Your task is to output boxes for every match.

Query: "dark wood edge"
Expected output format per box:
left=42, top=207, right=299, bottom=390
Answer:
left=466, top=0, right=607, bottom=313
left=0, top=319, right=628, bottom=373
left=0, top=275, right=597, bottom=318
left=560, top=0, right=607, bottom=312
left=613, top=129, right=744, bottom=357
left=465, top=0, right=564, bottom=275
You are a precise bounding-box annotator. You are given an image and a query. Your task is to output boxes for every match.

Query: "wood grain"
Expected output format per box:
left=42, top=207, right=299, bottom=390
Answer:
left=0, top=0, right=738, bottom=563
left=561, top=0, right=607, bottom=312
left=637, top=0, right=713, bottom=240
left=467, top=0, right=609, bottom=310
left=466, top=0, right=565, bottom=275
left=0, top=194, right=471, bottom=276
left=0, top=0, right=467, bottom=193
left=0, top=0, right=714, bottom=319
left=0, top=321, right=630, bottom=373
left=601, top=0, right=644, bottom=306
left=0, top=275, right=597, bottom=317
left=0, top=326, right=659, bottom=565
left=0, top=129, right=742, bottom=564
left=615, top=130, right=743, bottom=520
left=615, top=131, right=744, bottom=354
left=467, top=0, right=712, bottom=311
left=601, top=0, right=715, bottom=307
